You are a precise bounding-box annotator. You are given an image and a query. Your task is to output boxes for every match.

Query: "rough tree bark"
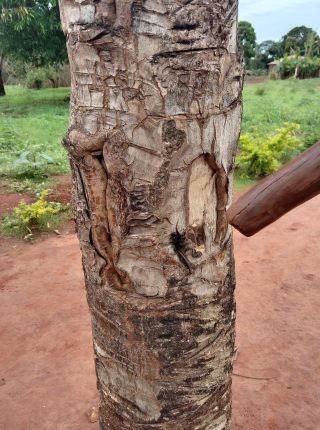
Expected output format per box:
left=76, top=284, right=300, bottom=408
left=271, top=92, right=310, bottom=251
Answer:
left=0, top=56, right=5, bottom=96
left=59, top=1, right=243, bottom=428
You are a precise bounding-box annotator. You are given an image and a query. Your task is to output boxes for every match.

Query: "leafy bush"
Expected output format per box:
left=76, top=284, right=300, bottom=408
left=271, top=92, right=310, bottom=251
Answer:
left=278, top=57, right=320, bottom=79
left=25, top=66, right=59, bottom=89
left=278, top=57, right=297, bottom=79
left=25, top=68, right=46, bottom=89
left=0, top=190, right=71, bottom=239
left=297, top=57, right=320, bottom=79
left=236, top=123, right=303, bottom=178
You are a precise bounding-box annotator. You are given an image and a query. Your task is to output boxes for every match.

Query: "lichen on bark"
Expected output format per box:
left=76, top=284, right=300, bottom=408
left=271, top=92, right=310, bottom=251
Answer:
left=59, top=0, right=244, bottom=428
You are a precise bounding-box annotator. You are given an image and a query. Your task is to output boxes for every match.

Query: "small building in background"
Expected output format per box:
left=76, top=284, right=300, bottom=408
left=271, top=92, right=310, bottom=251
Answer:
left=268, top=60, right=280, bottom=73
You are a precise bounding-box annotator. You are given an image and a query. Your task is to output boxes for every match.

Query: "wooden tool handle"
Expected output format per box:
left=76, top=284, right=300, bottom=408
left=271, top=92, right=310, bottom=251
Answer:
left=227, top=142, right=320, bottom=237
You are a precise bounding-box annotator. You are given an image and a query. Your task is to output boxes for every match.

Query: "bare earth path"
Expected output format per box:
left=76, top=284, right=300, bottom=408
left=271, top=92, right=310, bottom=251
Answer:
left=0, top=196, right=319, bottom=430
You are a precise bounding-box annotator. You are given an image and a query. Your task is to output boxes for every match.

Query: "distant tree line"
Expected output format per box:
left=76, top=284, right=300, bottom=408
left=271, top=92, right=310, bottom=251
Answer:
left=239, top=21, right=320, bottom=74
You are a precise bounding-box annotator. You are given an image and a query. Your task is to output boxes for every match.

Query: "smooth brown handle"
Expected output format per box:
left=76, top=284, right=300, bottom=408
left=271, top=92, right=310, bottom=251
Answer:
left=227, top=142, right=320, bottom=237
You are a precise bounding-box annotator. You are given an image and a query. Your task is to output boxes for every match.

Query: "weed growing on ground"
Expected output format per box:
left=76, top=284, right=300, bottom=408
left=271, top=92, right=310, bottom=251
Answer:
left=0, top=190, right=71, bottom=239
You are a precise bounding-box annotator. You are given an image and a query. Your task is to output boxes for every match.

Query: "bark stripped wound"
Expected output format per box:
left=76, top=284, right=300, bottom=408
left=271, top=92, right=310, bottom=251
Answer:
left=59, top=0, right=243, bottom=428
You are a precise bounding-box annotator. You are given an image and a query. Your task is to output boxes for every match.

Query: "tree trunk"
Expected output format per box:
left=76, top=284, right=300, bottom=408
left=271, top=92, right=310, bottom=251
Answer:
left=59, top=1, right=243, bottom=428
left=0, top=56, right=5, bottom=97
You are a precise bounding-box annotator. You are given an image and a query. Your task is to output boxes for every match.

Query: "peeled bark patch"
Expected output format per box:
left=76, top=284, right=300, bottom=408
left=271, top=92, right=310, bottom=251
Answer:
left=59, top=0, right=243, bottom=428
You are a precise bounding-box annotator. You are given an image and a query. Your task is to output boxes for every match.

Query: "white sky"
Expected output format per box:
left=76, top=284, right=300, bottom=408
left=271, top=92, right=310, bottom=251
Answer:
left=239, top=0, right=320, bottom=42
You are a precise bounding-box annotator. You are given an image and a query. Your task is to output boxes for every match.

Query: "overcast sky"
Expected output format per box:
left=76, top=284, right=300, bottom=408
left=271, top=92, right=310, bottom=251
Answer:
left=239, top=0, right=320, bottom=42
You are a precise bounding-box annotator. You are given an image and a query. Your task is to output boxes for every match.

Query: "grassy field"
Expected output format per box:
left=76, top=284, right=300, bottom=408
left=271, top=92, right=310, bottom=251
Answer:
left=0, top=86, right=70, bottom=190
left=242, top=78, right=320, bottom=148
left=0, top=79, right=319, bottom=191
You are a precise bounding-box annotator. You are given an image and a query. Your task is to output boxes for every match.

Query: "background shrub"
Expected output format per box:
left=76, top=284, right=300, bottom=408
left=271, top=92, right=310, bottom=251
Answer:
left=25, top=68, right=47, bottom=89
left=278, top=57, right=320, bottom=79
left=0, top=190, right=71, bottom=238
left=25, top=66, right=61, bottom=89
left=297, top=57, right=320, bottom=79
left=278, top=57, right=298, bottom=79
left=236, top=123, right=302, bottom=178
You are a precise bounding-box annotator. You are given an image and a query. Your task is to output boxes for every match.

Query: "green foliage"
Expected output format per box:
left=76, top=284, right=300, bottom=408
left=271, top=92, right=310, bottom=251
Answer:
left=296, top=57, right=320, bottom=79
left=285, top=36, right=300, bottom=55
left=0, top=189, right=71, bottom=238
left=251, top=40, right=283, bottom=70
left=278, top=57, right=320, bottom=79
left=25, top=67, right=46, bottom=89
left=277, top=57, right=297, bottom=79
left=1, top=57, right=26, bottom=85
left=250, top=27, right=319, bottom=74
left=0, top=0, right=67, bottom=67
left=25, top=65, right=58, bottom=89
left=239, top=21, right=257, bottom=66
left=11, top=144, right=58, bottom=179
left=237, top=123, right=302, bottom=178
left=305, top=31, right=320, bottom=58
left=281, top=26, right=320, bottom=57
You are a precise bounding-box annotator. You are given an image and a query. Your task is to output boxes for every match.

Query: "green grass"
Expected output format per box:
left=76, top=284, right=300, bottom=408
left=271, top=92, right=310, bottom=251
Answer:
left=0, top=85, right=70, bottom=190
left=242, top=78, right=320, bottom=148
left=233, top=174, right=256, bottom=191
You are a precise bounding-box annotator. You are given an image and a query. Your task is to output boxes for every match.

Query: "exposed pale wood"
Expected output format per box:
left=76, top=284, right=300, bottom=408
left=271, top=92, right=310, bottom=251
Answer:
left=227, top=142, right=320, bottom=237
left=58, top=1, right=244, bottom=428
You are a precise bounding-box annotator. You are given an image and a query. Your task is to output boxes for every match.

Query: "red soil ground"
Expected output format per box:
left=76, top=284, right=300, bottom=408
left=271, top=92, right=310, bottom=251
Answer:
left=0, top=193, right=319, bottom=430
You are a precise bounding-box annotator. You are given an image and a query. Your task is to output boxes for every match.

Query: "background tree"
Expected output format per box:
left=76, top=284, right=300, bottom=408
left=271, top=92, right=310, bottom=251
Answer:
left=304, top=31, right=320, bottom=57
left=239, top=20, right=256, bottom=67
left=251, top=40, right=283, bottom=70
left=0, top=55, right=4, bottom=96
left=251, top=40, right=274, bottom=70
left=282, top=26, right=319, bottom=56
left=0, top=0, right=67, bottom=95
left=59, top=0, right=243, bottom=428
left=267, top=40, right=284, bottom=59
left=284, top=35, right=299, bottom=55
